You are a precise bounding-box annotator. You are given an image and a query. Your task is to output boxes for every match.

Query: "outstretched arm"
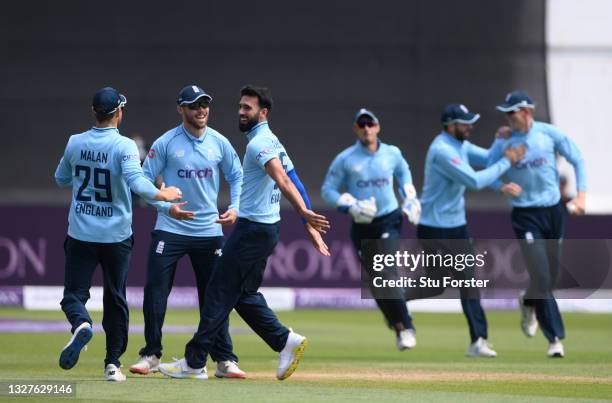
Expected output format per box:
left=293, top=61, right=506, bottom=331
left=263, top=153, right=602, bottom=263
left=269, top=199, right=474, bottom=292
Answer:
left=436, top=149, right=511, bottom=190
left=264, top=158, right=330, bottom=234
left=287, top=168, right=330, bottom=256
left=121, top=140, right=182, bottom=202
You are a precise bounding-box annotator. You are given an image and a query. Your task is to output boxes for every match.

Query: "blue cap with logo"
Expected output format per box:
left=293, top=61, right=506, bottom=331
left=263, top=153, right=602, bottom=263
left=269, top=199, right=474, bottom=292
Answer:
left=177, top=85, right=213, bottom=105
left=496, top=90, right=535, bottom=112
left=441, top=104, right=480, bottom=125
left=92, top=87, right=127, bottom=115
left=353, top=108, right=379, bottom=124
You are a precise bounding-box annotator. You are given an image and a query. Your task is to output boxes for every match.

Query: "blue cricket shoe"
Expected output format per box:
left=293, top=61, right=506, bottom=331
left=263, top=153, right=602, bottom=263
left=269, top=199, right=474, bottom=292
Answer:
left=59, top=322, right=93, bottom=370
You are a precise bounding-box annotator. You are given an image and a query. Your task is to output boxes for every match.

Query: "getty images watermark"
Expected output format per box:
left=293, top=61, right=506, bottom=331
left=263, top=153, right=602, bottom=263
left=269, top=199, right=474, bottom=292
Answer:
left=371, top=250, right=489, bottom=289
left=359, top=239, right=612, bottom=300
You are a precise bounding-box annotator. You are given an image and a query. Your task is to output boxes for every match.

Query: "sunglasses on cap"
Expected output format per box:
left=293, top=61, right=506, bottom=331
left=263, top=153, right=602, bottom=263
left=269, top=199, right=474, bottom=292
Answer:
left=185, top=99, right=210, bottom=110
left=356, top=120, right=377, bottom=128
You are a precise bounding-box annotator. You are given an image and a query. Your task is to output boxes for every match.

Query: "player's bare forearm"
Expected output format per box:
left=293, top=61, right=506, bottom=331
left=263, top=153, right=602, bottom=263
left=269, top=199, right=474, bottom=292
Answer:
left=265, top=159, right=307, bottom=215
left=265, top=159, right=330, bottom=232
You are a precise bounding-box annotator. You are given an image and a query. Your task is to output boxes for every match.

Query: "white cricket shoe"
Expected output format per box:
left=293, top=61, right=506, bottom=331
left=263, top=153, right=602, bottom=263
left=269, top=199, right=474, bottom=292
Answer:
left=158, top=358, right=208, bottom=380
left=215, top=360, right=247, bottom=379
left=466, top=337, right=497, bottom=358
left=519, top=291, right=538, bottom=337
left=547, top=337, right=565, bottom=358
left=59, top=322, right=93, bottom=370
left=396, top=329, right=417, bottom=351
left=277, top=331, right=308, bottom=380
left=105, top=364, right=126, bottom=382
left=129, top=355, right=160, bottom=375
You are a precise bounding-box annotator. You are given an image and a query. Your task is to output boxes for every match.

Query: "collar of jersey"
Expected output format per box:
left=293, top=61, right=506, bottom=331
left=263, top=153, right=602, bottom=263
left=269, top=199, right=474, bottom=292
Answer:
left=246, top=121, right=269, bottom=141
left=91, top=126, right=119, bottom=134
left=180, top=124, right=206, bottom=143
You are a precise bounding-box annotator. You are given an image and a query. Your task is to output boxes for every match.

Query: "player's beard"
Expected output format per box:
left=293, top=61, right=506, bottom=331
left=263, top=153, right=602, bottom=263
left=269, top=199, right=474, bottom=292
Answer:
left=186, top=111, right=208, bottom=130
left=239, top=114, right=259, bottom=132
left=359, top=137, right=374, bottom=147
left=454, top=127, right=471, bottom=142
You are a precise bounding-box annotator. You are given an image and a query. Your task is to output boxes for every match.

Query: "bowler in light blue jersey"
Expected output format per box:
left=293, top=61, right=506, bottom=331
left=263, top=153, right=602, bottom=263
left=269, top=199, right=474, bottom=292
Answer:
left=130, top=85, right=246, bottom=378
left=54, top=87, right=182, bottom=381
left=158, top=86, right=330, bottom=381
left=415, top=104, right=525, bottom=357
left=488, top=91, right=587, bottom=358
left=321, top=108, right=421, bottom=351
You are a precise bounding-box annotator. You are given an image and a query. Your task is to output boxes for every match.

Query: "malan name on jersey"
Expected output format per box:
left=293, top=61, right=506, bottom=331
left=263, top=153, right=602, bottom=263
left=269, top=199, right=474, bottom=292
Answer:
left=80, top=149, right=108, bottom=164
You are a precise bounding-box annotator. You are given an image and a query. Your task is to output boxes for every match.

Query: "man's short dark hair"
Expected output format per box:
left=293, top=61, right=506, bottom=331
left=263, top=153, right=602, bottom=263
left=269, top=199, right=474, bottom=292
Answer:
left=94, top=109, right=117, bottom=123
left=240, top=85, right=273, bottom=111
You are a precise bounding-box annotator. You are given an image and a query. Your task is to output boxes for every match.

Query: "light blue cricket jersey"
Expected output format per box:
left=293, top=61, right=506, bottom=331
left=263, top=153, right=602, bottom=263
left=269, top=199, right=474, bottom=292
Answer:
left=55, top=127, right=160, bottom=243
left=321, top=140, right=413, bottom=217
left=487, top=121, right=586, bottom=208
left=238, top=122, right=294, bottom=224
left=143, top=124, right=242, bottom=237
left=419, top=132, right=511, bottom=228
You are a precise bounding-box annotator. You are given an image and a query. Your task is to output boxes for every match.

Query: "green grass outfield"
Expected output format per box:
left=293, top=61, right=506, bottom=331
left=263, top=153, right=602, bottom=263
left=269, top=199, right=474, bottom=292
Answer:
left=0, top=308, right=611, bottom=402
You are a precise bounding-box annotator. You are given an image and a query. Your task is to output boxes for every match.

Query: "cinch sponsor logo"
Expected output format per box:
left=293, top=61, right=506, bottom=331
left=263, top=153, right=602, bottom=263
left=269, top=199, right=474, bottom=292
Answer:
left=178, top=168, right=214, bottom=179
left=122, top=154, right=139, bottom=162
left=356, top=178, right=389, bottom=188
left=515, top=157, right=547, bottom=170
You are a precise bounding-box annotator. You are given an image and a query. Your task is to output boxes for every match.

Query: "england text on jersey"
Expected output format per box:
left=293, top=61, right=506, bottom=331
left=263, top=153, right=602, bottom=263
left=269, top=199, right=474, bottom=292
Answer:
left=75, top=202, right=113, bottom=217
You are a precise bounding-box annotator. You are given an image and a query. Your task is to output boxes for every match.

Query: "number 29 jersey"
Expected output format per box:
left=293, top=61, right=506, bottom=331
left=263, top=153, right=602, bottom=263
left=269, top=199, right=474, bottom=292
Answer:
left=238, top=122, right=294, bottom=224
left=54, top=127, right=159, bottom=243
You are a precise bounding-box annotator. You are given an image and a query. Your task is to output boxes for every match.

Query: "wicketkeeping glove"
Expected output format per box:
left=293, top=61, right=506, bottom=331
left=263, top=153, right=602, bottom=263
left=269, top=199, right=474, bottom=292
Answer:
left=350, top=197, right=377, bottom=224
left=337, top=193, right=377, bottom=224
left=400, top=184, right=421, bottom=225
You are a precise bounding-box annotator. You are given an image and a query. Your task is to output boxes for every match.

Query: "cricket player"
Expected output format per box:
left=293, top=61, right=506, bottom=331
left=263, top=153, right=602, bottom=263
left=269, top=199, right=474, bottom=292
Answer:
left=488, top=91, right=587, bottom=358
left=321, top=108, right=421, bottom=351
left=157, top=85, right=330, bottom=381
left=414, top=103, right=525, bottom=357
left=54, top=87, right=182, bottom=381
left=129, top=85, right=246, bottom=379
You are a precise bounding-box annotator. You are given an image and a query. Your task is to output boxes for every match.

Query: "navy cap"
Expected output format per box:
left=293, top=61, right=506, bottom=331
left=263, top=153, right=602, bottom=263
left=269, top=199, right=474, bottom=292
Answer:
left=92, top=87, right=127, bottom=115
left=177, top=85, right=213, bottom=105
left=353, top=108, right=379, bottom=124
left=496, top=91, right=535, bottom=112
left=441, top=104, right=480, bottom=125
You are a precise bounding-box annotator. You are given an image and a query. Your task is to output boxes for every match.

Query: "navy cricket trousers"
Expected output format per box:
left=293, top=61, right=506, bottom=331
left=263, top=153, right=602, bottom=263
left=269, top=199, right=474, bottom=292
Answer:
left=139, top=230, right=237, bottom=363
left=414, top=224, right=488, bottom=343
left=512, top=202, right=566, bottom=342
left=350, top=209, right=414, bottom=331
left=185, top=219, right=290, bottom=369
left=60, top=235, right=131, bottom=367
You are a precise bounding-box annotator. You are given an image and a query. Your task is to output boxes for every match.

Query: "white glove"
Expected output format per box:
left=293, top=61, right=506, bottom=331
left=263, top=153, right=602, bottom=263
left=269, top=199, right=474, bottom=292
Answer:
left=400, top=184, right=421, bottom=225
left=337, top=192, right=377, bottom=224
left=350, top=197, right=377, bottom=224
left=336, top=193, right=357, bottom=209
left=402, top=198, right=421, bottom=225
